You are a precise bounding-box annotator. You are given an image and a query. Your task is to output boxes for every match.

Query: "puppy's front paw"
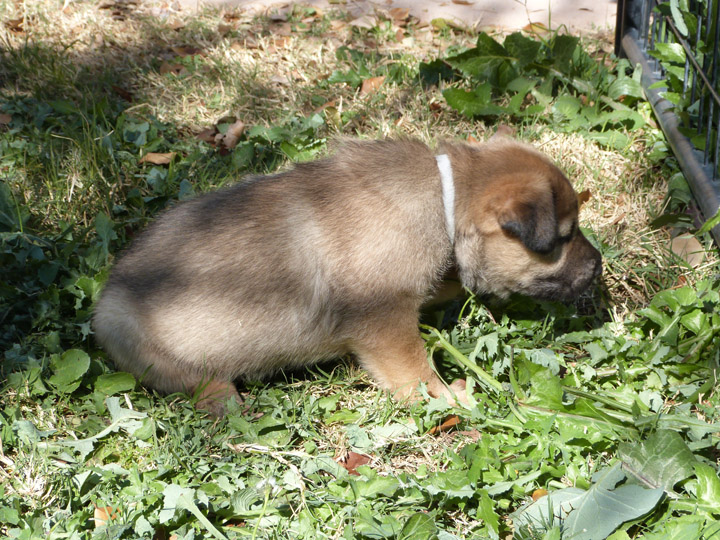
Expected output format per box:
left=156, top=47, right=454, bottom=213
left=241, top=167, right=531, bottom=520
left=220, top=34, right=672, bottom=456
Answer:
left=428, top=377, right=471, bottom=407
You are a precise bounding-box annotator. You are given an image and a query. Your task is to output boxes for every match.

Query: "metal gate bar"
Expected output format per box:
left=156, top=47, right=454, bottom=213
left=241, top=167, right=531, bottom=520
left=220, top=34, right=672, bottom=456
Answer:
left=616, top=0, right=720, bottom=244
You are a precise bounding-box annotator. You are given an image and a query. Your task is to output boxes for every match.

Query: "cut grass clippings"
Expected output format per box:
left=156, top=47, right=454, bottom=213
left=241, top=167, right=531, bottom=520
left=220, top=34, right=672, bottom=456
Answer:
left=1, top=1, right=720, bottom=539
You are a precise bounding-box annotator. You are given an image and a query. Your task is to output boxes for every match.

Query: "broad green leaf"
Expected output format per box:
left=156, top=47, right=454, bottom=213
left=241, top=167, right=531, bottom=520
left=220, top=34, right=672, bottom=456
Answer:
left=162, top=484, right=228, bottom=539
left=653, top=42, right=685, bottom=64
left=619, top=430, right=697, bottom=491
left=642, top=514, right=706, bottom=540
left=95, top=372, right=136, bottom=395
left=446, top=33, right=511, bottom=84
left=398, top=513, right=438, bottom=540
left=503, top=33, right=542, bottom=69
left=552, top=95, right=581, bottom=119
left=37, top=397, right=147, bottom=460
left=477, top=490, right=500, bottom=540
left=419, top=59, right=455, bottom=85
left=12, top=420, right=55, bottom=444
left=178, top=178, right=195, bottom=200
left=48, top=349, right=91, bottom=393
left=95, top=212, right=117, bottom=248
left=357, top=475, right=400, bottom=498
left=583, top=130, right=630, bottom=150
left=135, top=516, right=154, bottom=537
left=424, top=470, right=475, bottom=499
left=694, top=463, right=720, bottom=512
left=0, top=507, right=20, bottom=526
left=442, top=86, right=506, bottom=118
left=551, top=35, right=580, bottom=72
left=105, top=397, right=147, bottom=438
left=608, top=77, right=645, bottom=100
left=73, top=275, right=104, bottom=304
left=680, top=308, right=706, bottom=335
left=670, top=0, right=689, bottom=36
left=523, top=366, right=563, bottom=409
left=354, top=504, right=401, bottom=538
left=512, top=463, right=663, bottom=540
left=122, top=120, right=149, bottom=147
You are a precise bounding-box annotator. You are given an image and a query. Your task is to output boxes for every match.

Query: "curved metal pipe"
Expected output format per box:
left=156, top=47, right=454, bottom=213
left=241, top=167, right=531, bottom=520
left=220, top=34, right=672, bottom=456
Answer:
left=622, top=31, right=720, bottom=244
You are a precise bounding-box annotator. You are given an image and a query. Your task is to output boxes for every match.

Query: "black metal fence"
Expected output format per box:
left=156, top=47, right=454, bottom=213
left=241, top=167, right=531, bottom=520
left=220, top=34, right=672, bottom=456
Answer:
left=616, top=0, right=720, bottom=243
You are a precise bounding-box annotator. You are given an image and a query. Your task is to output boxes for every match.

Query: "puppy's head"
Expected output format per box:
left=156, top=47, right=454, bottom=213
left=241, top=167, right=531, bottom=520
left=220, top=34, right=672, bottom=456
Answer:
left=451, top=135, right=602, bottom=302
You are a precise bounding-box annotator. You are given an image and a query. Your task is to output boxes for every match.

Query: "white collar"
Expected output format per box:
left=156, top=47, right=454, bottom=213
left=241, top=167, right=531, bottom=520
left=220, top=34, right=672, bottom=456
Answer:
left=435, top=153, right=455, bottom=243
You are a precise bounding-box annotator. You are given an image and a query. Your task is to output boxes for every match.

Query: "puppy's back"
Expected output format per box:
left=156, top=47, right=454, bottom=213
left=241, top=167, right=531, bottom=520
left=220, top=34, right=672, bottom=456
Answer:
left=93, top=139, right=450, bottom=389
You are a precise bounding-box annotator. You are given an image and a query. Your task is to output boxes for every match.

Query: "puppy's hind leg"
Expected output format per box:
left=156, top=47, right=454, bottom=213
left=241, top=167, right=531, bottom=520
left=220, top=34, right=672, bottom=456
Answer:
left=135, top=352, right=241, bottom=417
left=192, top=376, right=242, bottom=417
left=94, top=296, right=240, bottom=416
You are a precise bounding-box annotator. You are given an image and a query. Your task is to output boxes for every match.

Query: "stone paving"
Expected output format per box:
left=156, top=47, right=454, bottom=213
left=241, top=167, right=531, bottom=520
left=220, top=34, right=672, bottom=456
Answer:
left=177, top=0, right=617, bottom=34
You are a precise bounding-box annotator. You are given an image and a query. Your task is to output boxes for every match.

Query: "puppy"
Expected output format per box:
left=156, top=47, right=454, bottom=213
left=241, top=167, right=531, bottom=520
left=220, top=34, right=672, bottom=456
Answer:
left=93, top=131, right=602, bottom=415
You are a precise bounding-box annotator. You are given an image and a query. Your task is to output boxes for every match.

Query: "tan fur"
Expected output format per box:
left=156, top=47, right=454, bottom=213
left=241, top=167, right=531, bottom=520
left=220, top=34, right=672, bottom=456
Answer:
left=93, top=134, right=601, bottom=415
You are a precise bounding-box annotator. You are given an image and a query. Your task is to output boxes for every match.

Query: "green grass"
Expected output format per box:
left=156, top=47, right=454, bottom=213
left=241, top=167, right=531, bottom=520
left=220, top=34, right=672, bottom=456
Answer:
left=1, top=1, right=720, bottom=539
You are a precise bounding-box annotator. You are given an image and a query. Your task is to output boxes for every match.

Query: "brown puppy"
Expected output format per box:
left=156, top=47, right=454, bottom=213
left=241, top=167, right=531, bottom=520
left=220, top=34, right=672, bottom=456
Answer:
left=93, top=131, right=601, bottom=415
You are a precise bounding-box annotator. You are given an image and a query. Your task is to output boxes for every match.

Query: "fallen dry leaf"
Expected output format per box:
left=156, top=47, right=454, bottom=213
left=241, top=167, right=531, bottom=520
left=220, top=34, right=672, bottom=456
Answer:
left=0, top=113, right=12, bottom=125
left=314, top=100, right=337, bottom=113
left=272, top=36, right=291, bottom=48
left=167, top=19, right=185, bottom=31
left=466, top=134, right=480, bottom=144
left=159, top=61, right=186, bottom=76
left=671, top=233, right=705, bottom=268
left=452, top=0, right=474, bottom=4
left=218, top=22, right=233, bottom=35
left=350, top=14, right=377, bottom=29
left=360, top=76, right=385, bottom=95
left=273, top=22, right=293, bottom=36
left=428, top=415, right=461, bottom=435
left=139, top=152, right=176, bottom=165
left=532, top=488, right=548, bottom=501
left=388, top=7, right=410, bottom=22
left=220, top=120, right=245, bottom=149
left=339, top=451, right=371, bottom=475
left=197, top=127, right=217, bottom=144
left=93, top=505, right=119, bottom=528
left=4, top=18, right=24, bottom=33
left=523, top=21, right=550, bottom=35
left=430, top=17, right=466, bottom=31
left=172, top=45, right=203, bottom=57
left=610, top=211, right=627, bottom=226
left=111, top=85, right=133, bottom=102
left=270, top=73, right=291, bottom=85
left=456, top=429, right=482, bottom=441
left=330, top=19, right=348, bottom=32
left=232, top=38, right=257, bottom=50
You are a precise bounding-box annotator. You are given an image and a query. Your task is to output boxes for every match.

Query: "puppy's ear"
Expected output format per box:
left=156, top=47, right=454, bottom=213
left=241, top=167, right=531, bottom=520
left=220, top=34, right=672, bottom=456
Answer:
left=498, top=190, right=558, bottom=254
left=489, top=125, right=516, bottom=141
